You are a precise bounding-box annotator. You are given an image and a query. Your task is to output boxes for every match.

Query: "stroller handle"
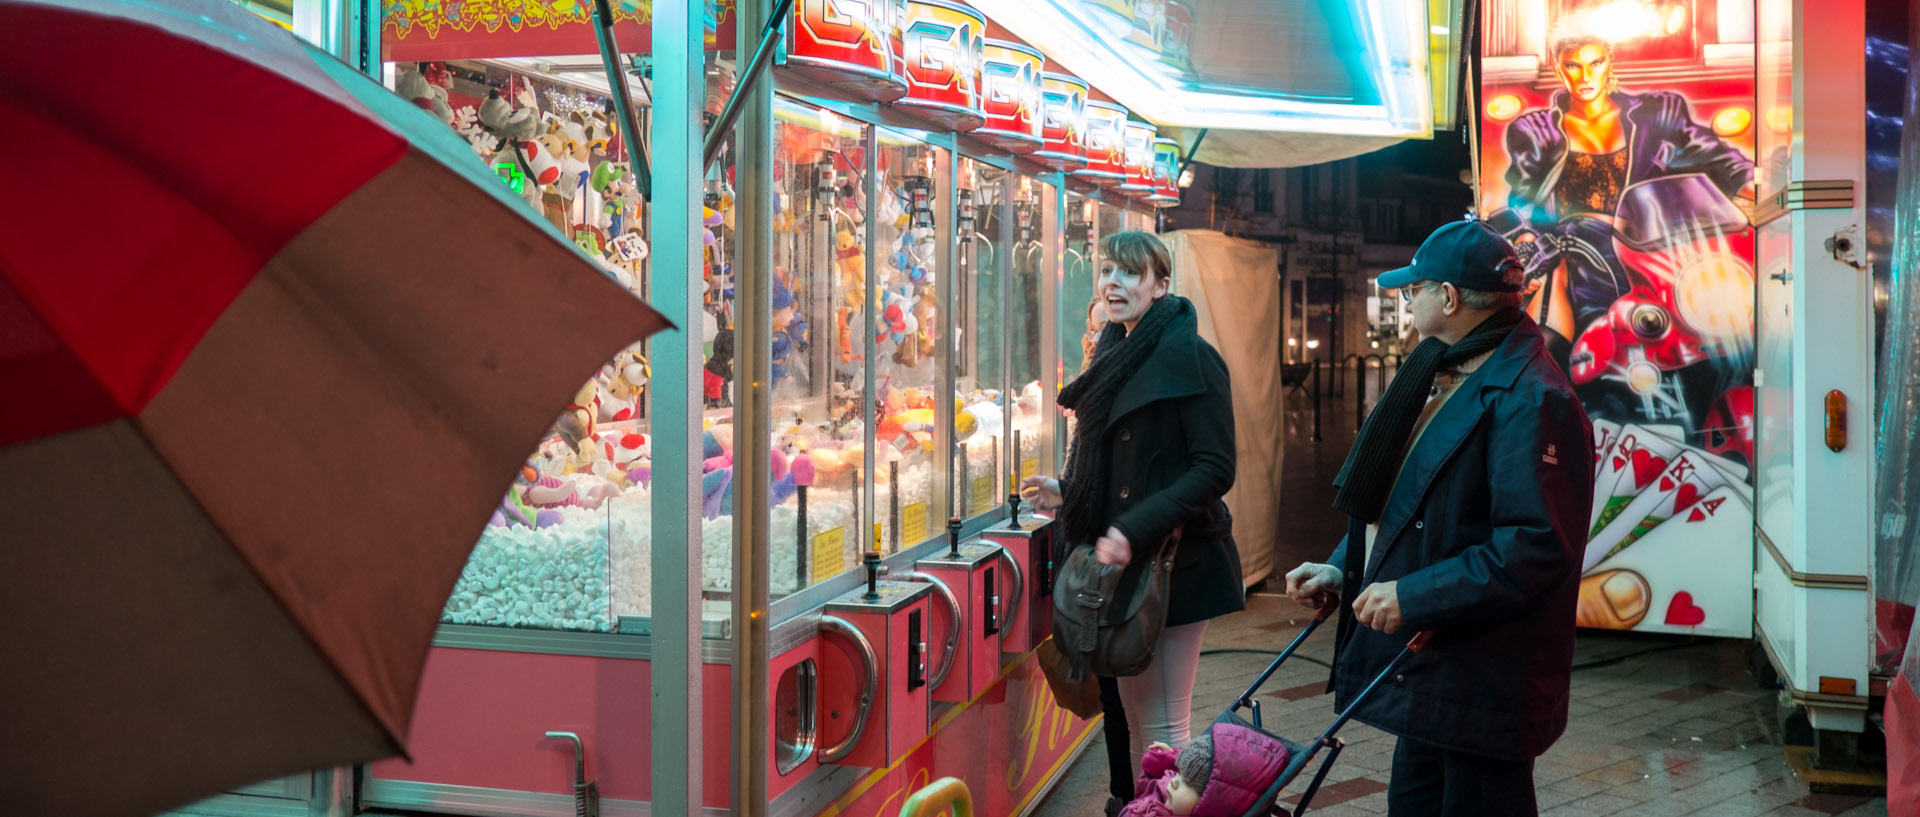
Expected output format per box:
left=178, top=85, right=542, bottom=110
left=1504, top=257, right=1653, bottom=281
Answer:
left=1231, top=605, right=1336, bottom=712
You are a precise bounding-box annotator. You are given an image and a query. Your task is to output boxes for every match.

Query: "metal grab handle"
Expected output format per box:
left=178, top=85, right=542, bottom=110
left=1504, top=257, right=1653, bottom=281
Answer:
left=898, top=571, right=961, bottom=691
left=816, top=615, right=878, bottom=763
left=542, top=731, right=599, bottom=817
left=995, top=546, right=1025, bottom=642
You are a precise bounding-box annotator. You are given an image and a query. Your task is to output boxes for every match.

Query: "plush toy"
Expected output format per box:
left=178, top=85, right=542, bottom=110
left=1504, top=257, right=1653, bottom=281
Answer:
left=911, top=290, right=937, bottom=359
left=835, top=228, right=866, bottom=305
left=770, top=276, right=808, bottom=388
left=395, top=66, right=454, bottom=124
left=705, top=327, right=735, bottom=408
left=600, top=350, right=649, bottom=421
left=553, top=380, right=599, bottom=457
left=478, top=90, right=558, bottom=188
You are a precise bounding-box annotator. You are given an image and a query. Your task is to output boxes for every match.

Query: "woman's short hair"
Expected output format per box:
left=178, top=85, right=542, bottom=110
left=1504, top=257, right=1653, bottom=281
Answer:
left=1100, top=230, right=1172, bottom=283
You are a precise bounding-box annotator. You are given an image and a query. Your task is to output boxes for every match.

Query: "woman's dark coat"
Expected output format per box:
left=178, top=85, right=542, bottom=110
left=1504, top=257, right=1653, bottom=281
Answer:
left=1083, top=320, right=1244, bottom=627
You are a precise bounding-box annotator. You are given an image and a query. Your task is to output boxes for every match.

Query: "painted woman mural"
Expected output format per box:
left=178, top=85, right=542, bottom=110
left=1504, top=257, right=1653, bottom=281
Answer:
left=1481, top=2, right=1762, bottom=637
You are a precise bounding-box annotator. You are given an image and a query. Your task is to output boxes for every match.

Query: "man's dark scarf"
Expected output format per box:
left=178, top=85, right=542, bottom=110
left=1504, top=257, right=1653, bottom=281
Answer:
left=1332, top=307, right=1526, bottom=524
left=1057, top=295, right=1194, bottom=546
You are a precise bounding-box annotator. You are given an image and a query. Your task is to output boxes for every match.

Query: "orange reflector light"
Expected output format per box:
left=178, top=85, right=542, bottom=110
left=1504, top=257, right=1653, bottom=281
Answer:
left=1825, top=390, right=1847, bottom=452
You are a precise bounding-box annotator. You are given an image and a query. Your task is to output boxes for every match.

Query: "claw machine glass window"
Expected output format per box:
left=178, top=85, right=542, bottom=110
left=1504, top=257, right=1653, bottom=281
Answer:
left=958, top=156, right=1009, bottom=520
left=868, top=125, right=947, bottom=553
left=1010, top=176, right=1053, bottom=483
left=381, top=60, right=650, bottom=633
left=1062, top=194, right=1100, bottom=378
left=769, top=97, right=871, bottom=592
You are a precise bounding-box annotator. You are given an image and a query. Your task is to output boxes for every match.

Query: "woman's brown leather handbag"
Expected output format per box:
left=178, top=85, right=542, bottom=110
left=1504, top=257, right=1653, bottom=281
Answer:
left=1047, top=529, right=1181, bottom=680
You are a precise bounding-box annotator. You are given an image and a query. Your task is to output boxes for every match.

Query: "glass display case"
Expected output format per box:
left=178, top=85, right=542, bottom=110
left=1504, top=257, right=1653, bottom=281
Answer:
left=1061, top=194, right=1100, bottom=378
left=378, top=60, right=656, bottom=633
left=767, top=97, right=871, bottom=591
left=867, top=125, right=948, bottom=553
left=380, top=65, right=1099, bottom=631
left=956, top=156, right=1010, bottom=521
left=1010, top=176, right=1055, bottom=481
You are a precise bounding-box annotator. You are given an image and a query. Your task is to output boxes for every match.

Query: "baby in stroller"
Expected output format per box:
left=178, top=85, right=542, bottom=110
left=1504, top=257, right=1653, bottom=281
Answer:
left=1118, top=723, right=1291, bottom=817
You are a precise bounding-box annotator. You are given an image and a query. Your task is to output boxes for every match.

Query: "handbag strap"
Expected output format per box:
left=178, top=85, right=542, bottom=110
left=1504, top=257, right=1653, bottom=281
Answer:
left=1102, top=526, right=1185, bottom=628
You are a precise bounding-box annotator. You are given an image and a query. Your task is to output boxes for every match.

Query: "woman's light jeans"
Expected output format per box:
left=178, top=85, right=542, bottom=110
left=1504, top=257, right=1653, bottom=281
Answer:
left=1115, top=619, right=1210, bottom=769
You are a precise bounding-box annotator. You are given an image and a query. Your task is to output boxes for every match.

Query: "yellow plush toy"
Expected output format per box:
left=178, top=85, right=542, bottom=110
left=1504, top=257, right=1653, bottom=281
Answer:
left=835, top=228, right=866, bottom=307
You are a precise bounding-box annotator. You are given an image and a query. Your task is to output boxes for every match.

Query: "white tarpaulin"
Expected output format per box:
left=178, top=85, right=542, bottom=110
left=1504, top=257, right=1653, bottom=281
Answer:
left=1165, top=230, right=1282, bottom=586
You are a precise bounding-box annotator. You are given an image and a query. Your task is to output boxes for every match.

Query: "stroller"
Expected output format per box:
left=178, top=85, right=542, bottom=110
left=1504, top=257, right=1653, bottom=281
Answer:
left=1210, top=606, right=1432, bottom=817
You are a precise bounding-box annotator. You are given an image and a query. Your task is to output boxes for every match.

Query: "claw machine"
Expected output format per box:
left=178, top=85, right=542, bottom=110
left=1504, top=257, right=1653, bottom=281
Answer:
left=187, top=1, right=1200, bottom=814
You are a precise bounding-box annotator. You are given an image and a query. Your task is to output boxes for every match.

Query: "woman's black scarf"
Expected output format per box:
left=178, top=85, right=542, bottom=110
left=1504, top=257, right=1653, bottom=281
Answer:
left=1057, top=295, right=1194, bottom=546
left=1332, top=307, right=1526, bottom=524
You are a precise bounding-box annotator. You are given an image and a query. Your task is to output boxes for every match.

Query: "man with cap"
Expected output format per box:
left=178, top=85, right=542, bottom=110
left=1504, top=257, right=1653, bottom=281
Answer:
left=1284, top=219, right=1595, bottom=815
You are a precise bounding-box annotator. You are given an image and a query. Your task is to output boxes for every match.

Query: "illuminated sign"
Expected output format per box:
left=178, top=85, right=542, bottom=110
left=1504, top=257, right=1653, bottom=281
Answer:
left=1118, top=120, right=1157, bottom=195
left=1149, top=137, right=1181, bottom=205
left=783, top=0, right=909, bottom=102
left=893, top=0, right=987, bottom=130
left=971, top=0, right=1434, bottom=137
left=1033, top=72, right=1089, bottom=171
left=1072, top=99, right=1128, bottom=184
left=976, top=39, right=1046, bottom=152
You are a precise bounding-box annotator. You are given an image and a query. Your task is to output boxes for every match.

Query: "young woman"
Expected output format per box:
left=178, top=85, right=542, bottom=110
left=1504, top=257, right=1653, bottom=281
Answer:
left=1022, top=231, right=1243, bottom=812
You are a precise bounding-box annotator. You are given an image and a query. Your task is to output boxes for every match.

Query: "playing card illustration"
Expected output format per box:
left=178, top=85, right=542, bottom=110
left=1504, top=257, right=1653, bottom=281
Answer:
left=1585, top=484, right=1754, bottom=636
left=1589, top=425, right=1748, bottom=540
left=1584, top=452, right=1738, bottom=571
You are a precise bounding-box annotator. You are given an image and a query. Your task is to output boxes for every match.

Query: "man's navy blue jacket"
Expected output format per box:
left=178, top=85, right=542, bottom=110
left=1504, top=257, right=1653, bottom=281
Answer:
left=1326, top=318, right=1596, bottom=761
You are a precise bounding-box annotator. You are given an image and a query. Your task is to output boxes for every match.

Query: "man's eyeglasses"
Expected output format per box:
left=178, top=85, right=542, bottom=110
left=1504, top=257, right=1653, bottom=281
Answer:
left=1399, top=281, right=1435, bottom=303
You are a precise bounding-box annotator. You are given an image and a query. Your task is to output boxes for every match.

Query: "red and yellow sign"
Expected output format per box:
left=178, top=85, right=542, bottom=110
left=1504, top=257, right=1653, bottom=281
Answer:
left=784, top=0, right=909, bottom=102
left=1150, top=136, right=1181, bottom=206
left=976, top=39, right=1045, bottom=153
left=895, top=0, right=987, bottom=131
left=1118, top=120, right=1157, bottom=195
left=1034, top=72, right=1088, bottom=171
left=382, top=0, right=735, bottom=61
left=1073, top=100, right=1129, bottom=184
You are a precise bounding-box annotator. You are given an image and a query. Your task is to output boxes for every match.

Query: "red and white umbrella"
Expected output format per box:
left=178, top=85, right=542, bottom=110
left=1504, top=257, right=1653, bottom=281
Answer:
left=0, top=1, right=669, bottom=814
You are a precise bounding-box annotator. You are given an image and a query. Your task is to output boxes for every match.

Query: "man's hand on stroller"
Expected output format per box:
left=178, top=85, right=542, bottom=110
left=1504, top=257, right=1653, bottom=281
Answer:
left=1353, top=581, right=1402, bottom=634
left=1284, top=562, right=1342, bottom=610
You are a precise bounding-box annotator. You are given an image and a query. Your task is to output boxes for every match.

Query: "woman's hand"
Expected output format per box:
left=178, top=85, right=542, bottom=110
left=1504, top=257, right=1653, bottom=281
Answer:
left=1019, top=476, right=1063, bottom=511
left=1095, top=527, right=1132, bottom=566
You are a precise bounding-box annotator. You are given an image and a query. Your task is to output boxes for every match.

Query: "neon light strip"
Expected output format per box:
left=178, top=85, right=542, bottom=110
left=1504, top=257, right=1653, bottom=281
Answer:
left=968, top=0, right=1433, bottom=136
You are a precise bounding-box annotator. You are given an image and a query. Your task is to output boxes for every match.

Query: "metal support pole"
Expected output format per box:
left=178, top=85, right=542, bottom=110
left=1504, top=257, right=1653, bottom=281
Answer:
left=592, top=0, right=653, bottom=202
left=935, top=150, right=956, bottom=522
left=730, top=0, right=775, bottom=812
left=702, top=0, right=796, bottom=170
left=649, top=1, right=703, bottom=814
left=1355, top=361, right=1365, bottom=431
left=863, top=129, right=880, bottom=551
left=1039, top=180, right=1063, bottom=475
left=294, top=0, right=379, bottom=77
left=1311, top=358, right=1323, bottom=442
left=1176, top=127, right=1208, bottom=186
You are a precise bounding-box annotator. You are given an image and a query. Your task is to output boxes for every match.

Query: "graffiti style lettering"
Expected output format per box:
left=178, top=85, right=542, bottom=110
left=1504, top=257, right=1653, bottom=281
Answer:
left=984, top=60, right=1021, bottom=107
left=869, top=766, right=933, bottom=817
left=800, top=0, right=882, bottom=55
left=907, top=20, right=956, bottom=78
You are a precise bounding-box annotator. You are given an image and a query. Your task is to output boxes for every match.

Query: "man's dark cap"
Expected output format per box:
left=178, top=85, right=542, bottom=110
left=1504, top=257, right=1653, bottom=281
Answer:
left=1376, top=219, right=1524, bottom=292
